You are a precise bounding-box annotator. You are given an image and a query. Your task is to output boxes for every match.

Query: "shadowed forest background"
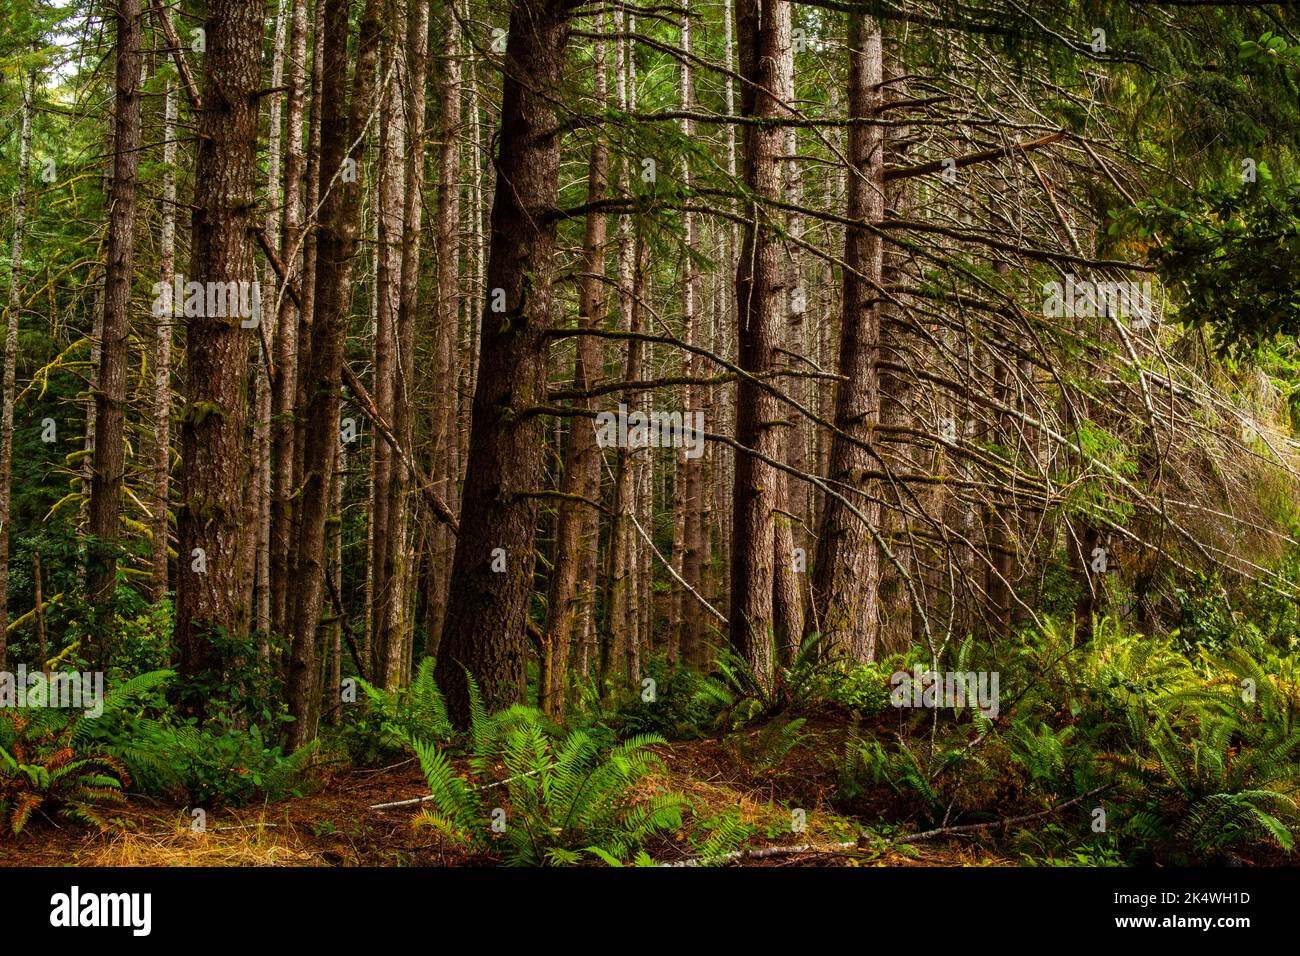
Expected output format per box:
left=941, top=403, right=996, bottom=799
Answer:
left=2, top=0, right=1300, bottom=867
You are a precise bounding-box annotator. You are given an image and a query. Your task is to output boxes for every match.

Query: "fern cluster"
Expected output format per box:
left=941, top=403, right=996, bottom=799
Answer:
left=696, top=633, right=859, bottom=730
left=355, top=658, right=453, bottom=749
left=1106, top=648, right=1300, bottom=858
left=0, top=673, right=167, bottom=834
left=834, top=617, right=1300, bottom=862
left=400, top=674, right=685, bottom=865
left=73, top=670, right=317, bottom=806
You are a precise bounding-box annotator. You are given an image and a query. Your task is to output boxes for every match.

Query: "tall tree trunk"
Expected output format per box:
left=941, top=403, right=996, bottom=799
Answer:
left=176, top=0, right=264, bottom=706
left=251, top=0, right=291, bottom=643
left=426, top=1, right=462, bottom=657
left=388, top=0, right=430, bottom=672
left=369, top=34, right=405, bottom=686
left=876, top=51, right=918, bottom=657
left=271, top=0, right=310, bottom=640
left=434, top=0, right=571, bottom=727
left=601, top=17, right=642, bottom=692
left=809, top=14, right=885, bottom=661
left=673, top=8, right=705, bottom=667
left=286, top=0, right=384, bottom=747
left=288, top=0, right=327, bottom=635
left=87, top=0, right=143, bottom=659
left=0, top=71, right=34, bottom=671
left=541, top=12, right=606, bottom=717
left=150, top=82, right=177, bottom=602
left=326, top=439, right=344, bottom=722
left=729, top=0, right=792, bottom=682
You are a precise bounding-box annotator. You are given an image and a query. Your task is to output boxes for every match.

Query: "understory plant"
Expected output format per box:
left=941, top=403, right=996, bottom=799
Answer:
left=399, top=675, right=684, bottom=865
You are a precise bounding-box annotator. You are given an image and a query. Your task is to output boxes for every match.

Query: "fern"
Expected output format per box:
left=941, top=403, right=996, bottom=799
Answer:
left=401, top=703, right=685, bottom=865
left=358, top=657, right=453, bottom=746
left=0, top=710, right=126, bottom=835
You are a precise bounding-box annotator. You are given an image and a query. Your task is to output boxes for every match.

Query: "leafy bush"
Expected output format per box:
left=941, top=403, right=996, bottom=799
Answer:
left=696, top=632, right=847, bottom=730
left=401, top=676, right=684, bottom=865
left=809, top=661, right=892, bottom=716
left=0, top=708, right=127, bottom=834
left=0, top=670, right=182, bottom=834
left=357, top=657, right=453, bottom=747
left=75, top=671, right=317, bottom=807
left=1106, top=648, right=1300, bottom=860
left=729, top=715, right=808, bottom=773
left=606, top=656, right=713, bottom=741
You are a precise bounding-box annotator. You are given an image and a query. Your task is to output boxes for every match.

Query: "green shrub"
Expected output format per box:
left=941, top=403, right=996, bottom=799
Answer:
left=695, top=632, right=846, bottom=730
left=328, top=657, right=457, bottom=765
left=0, top=669, right=180, bottom=834
left=0, top=708, right=127, bottom=834
left=402, top=676, right=685, bottom=865
left=809, top=661, right=892, bottom=716
left=607, top=656, right=713, bottom=741
left=75, top=671, right=316, bottom=807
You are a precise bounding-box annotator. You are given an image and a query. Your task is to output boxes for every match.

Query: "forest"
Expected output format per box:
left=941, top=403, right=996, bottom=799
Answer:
left=1, top=0, right=1299, bottom=874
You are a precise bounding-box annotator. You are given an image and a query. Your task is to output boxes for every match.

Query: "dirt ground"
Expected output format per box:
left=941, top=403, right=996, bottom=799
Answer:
left=0, top=730, right=1011, bottom=867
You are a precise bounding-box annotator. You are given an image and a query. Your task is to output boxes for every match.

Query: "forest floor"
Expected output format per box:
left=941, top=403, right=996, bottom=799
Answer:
left=0, top=720, right=1021, bottom=867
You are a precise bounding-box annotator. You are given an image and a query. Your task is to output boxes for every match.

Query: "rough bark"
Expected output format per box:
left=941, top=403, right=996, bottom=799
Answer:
left=149, top=83, right=177, bottom=602
left=729, top=0, right=793, bottom=681
left=270, top=0, right=309, bottom=640
left=387, top=0, right=430, bottom=674
left=810, top=15, right=885, bottom=662
left=673, top=9, right=706, bottom=668
left=285, top=0, right=384, bottom=747
left=87, top=0, right=143, bottom=656
left=176, top=0, right=263, bottom=705
left=0, top=71, right=34, bottom=671
left=541, top=13, right=606, bottom=716
left=425, top=1, right=462, bottom=657
left=434, top=0, right=571, bottom=727
left=369, top=31, right=405, bottom=686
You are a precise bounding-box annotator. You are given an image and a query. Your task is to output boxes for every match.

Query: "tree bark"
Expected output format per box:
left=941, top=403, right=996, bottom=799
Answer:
left=286, top=0, right=384, bottom=747
left=810, top=14, right=885, bottom=662
left=425, top=1, right=462, bottom=658
left=270, top=0, right=310, bottom=640
left=176, top=0, right=263, bottom=706
left=434, top=0, right=571, bottom=727
left=541, top=12, right=606, bottom=716
left=87, top=0, right=144, bottom=658
left=0, top=71, right=34, bottom=672
left=369, top=29, right=405, bottom=686
left=387, top=0, right=430, bottom=674
left=149, top=82, right=177, bottom=602
left=729, top=0, right=793, bottom=682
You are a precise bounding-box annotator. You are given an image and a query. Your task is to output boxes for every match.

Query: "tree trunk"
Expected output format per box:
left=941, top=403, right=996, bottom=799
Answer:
left=369, top=32, right=405, bottom=686
left=150, top=83, right=177, bottom=602
left=434, top=0, right=571, bottom=727
left=251, top=0, right=290, bottom=644
left=425, top=1, right=462, bottom=657
left=286, top=0, right=384, bottom=747
left=673, top=8, right=706, bottom=668
left=87, top=0, right=143, bottom=658
left=541, top=12, right=606, bottom=717
left=176, top=0, right=264, bottom=706
left=388, top=0, right=430, bottom=674
left=729, top=0, right=792, bottom=682
left=0, top=71, right=34, bottom=672
left=810, top=15, right=885, bottom=662
left=270, top=0, right=310, bottom=640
